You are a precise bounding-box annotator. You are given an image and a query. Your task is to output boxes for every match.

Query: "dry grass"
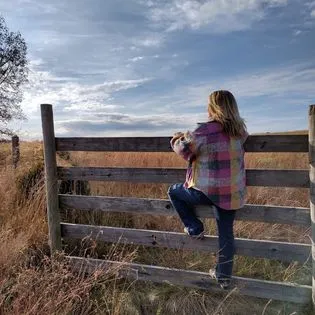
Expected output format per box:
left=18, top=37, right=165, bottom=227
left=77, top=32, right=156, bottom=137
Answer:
left=0, top=141, right=313, bottom=314
left=0, top=251, right=136, bottom=315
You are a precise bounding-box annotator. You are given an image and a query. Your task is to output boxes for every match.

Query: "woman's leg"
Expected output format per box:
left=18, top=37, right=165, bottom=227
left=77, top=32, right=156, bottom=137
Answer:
left=168, top=183, right=211, bottom=235
left=213, top=207, right=236, bottom=280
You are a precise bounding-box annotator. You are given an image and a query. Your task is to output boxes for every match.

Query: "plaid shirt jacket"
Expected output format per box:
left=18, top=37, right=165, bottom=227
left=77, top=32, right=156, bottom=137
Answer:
left=171, top=121, right=248, bottom=210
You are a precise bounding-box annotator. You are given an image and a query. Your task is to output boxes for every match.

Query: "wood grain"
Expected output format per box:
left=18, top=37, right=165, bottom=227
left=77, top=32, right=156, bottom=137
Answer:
left=61, top=223, right=311, bottom=263
left=308, top=104, right=315, bottom=306
left=41, top=104, right=61, bottom=253
left=55, top=135, right=308, bottom=153
left=59, top=195, right=311, bottom=226
left=67, top=256, right=312, bottom=304
left=57, top=167, right=309, bottom=188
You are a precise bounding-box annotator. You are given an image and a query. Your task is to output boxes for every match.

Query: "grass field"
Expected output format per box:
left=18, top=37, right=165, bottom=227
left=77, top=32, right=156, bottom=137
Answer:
left=0, top=138, right=313, bottom=314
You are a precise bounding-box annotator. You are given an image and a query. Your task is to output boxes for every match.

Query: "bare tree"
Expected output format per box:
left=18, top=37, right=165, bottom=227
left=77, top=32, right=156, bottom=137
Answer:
left=0, top=16, right=28, bottom=136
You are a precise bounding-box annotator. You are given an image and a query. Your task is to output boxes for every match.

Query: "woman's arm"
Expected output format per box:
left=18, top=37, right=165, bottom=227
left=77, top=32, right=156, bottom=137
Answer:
left=170, top=131, right=197, bottom=161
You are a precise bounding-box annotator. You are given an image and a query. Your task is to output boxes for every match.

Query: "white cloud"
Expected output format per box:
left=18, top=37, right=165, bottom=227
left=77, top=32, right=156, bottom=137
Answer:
left=20, top=64, right=151, bottom=114
left=144, top=0, right=288, bottom=32
left=129, top=56, right=145, bottom=62
left=55, top=112, right=201, bottom=137
left=306, top=0, right=315, bottom=17
left=148, top=63, right=315, bottom=119
left=29, top=58, right=45, bottom=67
left=224, top=66, right=315, bottom=98
left=132, top=35, right=164, bottom=47
left=129, top=55, right=160, bottom=62
left=18, top=62, right=315, bottom=139
left=293, top=29, right=302, bottom=36
left=306, top=0, right=315, bottom=8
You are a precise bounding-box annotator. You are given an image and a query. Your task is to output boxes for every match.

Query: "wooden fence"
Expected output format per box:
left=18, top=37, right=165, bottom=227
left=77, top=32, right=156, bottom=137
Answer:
left=11, top=135, right=19, bottom=168
left=41, top=104, right=315, bottom=306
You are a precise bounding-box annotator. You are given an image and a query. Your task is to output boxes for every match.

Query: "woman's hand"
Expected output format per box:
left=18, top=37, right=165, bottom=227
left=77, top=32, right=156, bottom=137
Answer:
left=171, top=132, right=184, bottom=146
left=173, top=131, right=184, bottom=138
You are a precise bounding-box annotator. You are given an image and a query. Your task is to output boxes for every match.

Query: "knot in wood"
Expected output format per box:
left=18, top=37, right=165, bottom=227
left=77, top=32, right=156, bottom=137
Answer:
left=260, top=141, right=267, bottom=149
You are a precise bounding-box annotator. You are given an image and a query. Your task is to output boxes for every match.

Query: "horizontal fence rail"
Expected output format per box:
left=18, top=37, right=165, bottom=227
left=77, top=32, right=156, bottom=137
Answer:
left=61, top=223, right=311, bottom=263
left=55, top=135, right=308, bottom=153
left=57, top=167, right=309, bottom=188
left=59, top=195, right=311, bottom=226
left=68, top=256, right=312, bottom=304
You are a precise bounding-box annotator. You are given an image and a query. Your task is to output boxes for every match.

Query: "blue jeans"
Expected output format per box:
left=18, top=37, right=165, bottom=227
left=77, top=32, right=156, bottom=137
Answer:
left=167, top=183, right=236, bottom=280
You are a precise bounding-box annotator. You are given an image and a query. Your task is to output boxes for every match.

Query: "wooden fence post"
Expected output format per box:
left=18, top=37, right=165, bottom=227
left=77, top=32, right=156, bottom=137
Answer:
left=11, top=135, right=20, bottom=168
left=41, top=104, right=61, bottom=253
left=309, top=104, right=315, bottom=307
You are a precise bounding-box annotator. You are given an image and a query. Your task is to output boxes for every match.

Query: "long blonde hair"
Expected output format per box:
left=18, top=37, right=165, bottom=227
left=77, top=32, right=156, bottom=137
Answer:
left=208, top=90, right=246, bottom=138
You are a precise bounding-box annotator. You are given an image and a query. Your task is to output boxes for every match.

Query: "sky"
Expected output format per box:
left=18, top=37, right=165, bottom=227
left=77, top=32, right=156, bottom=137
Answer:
left=1, top=0, right=315, bottom=139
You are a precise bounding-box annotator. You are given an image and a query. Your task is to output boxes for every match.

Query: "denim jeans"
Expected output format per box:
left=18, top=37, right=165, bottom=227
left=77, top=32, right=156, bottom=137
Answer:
left=167, top=183, right=236, bottom=280
left=213, top=205, right=236, bottom=280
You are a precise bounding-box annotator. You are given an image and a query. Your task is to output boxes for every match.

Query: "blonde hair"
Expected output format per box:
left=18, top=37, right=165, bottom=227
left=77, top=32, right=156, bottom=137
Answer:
left=208, top=90, right=246, bottom=138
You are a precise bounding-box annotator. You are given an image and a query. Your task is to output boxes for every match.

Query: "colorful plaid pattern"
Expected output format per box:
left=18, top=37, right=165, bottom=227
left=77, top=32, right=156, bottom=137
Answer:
left=171, top=121, right=248, bottom=210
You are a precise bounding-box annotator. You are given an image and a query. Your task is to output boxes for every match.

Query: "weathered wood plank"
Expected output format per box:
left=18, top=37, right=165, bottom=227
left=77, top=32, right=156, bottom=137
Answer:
left=59, top=195, right=311, bottom=226
left=56, top=137, right=173, bottom=152
left=247, top=169, right=309, bottom=187
left=11, top=135, right=20, bottom=168
left=244, top=134, right=308, bottom=152
left=41, top=104, right=61, bottom=253
left=61, top=223, right=311, bottom=263
left=308, top=104, right=315, bottom=305
left=57, top=167, right=309, bottom=188
left=55, top=135, right=308, bottom=153
left=67, top=256, right=312, bottom=304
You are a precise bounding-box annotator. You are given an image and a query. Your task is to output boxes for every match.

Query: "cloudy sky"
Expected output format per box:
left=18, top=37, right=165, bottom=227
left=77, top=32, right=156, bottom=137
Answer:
left=1, top=0, right=315, bottom=139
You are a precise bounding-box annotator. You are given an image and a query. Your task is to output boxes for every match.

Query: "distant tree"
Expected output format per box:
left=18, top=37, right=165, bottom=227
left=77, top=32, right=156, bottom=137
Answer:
left=0, top=16, right=28, bottom=136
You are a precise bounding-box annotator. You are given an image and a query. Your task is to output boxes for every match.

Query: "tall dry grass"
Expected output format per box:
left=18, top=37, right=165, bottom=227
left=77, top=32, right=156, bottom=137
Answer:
left=0, top=143, right=137, bottom=315
left=0, top=141, right=313, bottom=314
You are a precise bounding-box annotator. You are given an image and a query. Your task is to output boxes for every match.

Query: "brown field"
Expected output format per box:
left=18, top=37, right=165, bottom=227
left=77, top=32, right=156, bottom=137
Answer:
left=0, top=139, right=313, bottom=315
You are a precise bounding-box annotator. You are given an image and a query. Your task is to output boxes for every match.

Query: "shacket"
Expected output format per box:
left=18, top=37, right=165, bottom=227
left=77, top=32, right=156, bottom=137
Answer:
left=171, top=121, right=248, bottom=210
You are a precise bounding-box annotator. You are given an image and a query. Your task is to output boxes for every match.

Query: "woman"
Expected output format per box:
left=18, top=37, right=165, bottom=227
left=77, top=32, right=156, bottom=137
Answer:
left=168, top=90, right=248, bottom=289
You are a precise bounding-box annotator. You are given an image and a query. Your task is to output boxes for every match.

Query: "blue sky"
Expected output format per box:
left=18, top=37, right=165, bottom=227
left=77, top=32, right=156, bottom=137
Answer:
left=1, top=0, right=315, bottom=139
